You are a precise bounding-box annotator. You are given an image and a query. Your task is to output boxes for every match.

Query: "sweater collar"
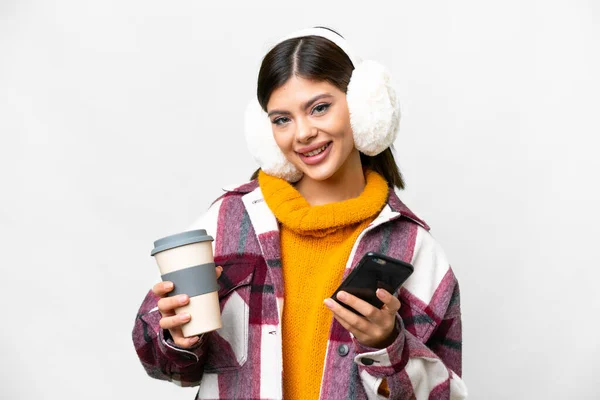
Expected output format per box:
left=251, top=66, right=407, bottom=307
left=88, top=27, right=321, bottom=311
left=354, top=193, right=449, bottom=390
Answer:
left=222, top=172, right=430, bottom=231
left=257, top=169, right=389, bottom=235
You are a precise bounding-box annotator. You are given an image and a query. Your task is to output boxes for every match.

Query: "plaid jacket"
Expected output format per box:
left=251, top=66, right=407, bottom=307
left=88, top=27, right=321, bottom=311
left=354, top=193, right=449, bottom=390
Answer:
left=132, top=180, right=468, bottom=399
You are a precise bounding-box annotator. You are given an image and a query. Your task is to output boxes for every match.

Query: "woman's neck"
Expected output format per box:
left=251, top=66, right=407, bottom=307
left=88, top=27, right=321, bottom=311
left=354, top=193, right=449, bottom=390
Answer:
left=294, top=150, right=366, bottom=206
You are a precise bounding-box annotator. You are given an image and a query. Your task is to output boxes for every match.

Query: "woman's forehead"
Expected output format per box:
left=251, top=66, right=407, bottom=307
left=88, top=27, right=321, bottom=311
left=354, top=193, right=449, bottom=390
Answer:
left=267, top=77, right=341, bottom=111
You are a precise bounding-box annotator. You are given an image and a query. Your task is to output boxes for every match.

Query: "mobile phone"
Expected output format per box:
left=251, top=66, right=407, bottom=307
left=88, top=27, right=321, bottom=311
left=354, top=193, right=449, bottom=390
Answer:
left=331, top=252, right=414, bottom=316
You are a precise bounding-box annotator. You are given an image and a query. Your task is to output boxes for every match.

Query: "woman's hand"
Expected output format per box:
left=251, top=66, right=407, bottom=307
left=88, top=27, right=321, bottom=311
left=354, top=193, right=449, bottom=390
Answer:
left=324, top=288, right=401, bottom=349
left=152, top=265, right=223, bottom=349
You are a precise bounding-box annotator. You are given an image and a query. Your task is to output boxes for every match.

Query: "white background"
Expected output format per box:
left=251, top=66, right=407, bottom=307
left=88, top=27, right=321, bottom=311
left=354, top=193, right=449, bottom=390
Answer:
left=1, top=0, right=599, bottom=399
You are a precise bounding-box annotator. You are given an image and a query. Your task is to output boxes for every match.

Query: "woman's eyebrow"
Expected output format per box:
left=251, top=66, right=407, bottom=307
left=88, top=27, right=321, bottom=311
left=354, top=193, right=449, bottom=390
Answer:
left=267, top=93, right=334, bottom=117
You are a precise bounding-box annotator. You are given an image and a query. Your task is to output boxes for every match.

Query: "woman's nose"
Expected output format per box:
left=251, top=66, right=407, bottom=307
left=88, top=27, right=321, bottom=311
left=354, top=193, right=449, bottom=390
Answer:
left=295, top=118, right=317, bottom=142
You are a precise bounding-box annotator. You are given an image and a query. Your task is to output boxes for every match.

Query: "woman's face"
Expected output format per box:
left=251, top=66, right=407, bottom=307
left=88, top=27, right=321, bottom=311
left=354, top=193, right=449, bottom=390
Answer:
left=266, top=76, right=359, bottom=182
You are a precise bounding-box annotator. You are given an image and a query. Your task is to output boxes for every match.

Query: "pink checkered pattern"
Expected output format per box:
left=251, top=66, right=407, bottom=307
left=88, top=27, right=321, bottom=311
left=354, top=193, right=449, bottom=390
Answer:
left=132, top=180, right=468, bottom=399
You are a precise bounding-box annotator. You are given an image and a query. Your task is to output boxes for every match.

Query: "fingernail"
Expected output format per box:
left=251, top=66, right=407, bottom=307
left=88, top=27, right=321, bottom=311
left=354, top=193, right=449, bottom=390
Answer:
left=337, top=291, right=347, bottom=301
left=164, top=282, right=173, bottom=290
left=323, top=298, right=334, bottom=309
left=181, top=313, right=191, bottom=320
left=190, top=336, right=199, bottom=343
left=180, top=295, right=188, bottom=304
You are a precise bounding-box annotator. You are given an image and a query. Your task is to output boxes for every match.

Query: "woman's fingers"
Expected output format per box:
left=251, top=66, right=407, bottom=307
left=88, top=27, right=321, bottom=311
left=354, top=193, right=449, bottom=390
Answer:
left=152, top=281, right=174, bottom=297
left=325, top=290, right=402, bottom=348
left=330, top=312, right=360, bottom=337
left=171, top=330, right=201, bottom=348
left=152, top=265, right=221, bottom=349
left=334, top=289, right=401, bottom=322
left=159, top=312, right=191, bottom=330
left=335, top=291, right=384, bottom=322
left=323, top=298, right=369, bottom=335
left=376, top=288, right=402, bottom=314
left=157, top=294, right=189, bottom=317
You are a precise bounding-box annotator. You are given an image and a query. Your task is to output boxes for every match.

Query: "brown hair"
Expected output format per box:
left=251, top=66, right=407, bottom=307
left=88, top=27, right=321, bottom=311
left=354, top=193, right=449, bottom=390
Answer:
left=250, top=27, right=405, bottom=189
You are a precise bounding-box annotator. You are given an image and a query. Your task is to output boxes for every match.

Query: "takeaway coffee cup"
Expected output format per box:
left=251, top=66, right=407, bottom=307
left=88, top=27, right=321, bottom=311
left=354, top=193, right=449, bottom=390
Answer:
left=150, top=229, right=222, bottom=337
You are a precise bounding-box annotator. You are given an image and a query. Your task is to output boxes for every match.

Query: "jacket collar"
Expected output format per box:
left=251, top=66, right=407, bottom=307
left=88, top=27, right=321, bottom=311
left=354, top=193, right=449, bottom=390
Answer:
left=387, top=188, right=430, bottom=230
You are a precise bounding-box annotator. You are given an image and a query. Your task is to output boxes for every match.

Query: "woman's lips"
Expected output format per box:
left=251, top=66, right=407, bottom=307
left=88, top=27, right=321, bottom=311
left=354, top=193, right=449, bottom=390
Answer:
left=297, top=142, right=332, bottom=165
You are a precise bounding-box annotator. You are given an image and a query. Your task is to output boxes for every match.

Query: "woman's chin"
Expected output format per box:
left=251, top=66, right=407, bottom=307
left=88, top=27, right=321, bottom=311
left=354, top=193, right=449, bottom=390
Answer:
left=296, top=163, right=337, bottom=182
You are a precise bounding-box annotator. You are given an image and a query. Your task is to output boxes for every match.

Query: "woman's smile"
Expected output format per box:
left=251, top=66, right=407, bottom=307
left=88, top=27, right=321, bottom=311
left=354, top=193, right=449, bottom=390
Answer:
left=297, top=141, right=333, bottom=165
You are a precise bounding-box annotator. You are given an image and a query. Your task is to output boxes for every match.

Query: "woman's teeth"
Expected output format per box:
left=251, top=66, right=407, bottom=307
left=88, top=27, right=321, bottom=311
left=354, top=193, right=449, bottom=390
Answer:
left=303, top=143, right=329, bottom=157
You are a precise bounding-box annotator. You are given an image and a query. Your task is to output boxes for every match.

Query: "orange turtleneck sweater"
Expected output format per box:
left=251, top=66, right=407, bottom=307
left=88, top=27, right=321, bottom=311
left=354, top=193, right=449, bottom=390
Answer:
left=258, top=169, right=389, bottom=400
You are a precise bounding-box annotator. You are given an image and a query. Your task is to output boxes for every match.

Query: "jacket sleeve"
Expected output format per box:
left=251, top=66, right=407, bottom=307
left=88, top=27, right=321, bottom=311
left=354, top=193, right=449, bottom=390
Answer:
left=352, top=227, right=468, bottom=399
left=132, top=289, right=210, bottom=387
left=131, top=197, right=224, bottom=387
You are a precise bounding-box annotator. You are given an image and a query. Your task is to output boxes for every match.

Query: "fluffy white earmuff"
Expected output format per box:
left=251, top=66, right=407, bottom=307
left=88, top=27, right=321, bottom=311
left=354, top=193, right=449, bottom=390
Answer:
left=244, top=27, right=400, bottom=182
left=346, top=59, right=400, bottom=156
left=244, top=97, right=304, bottom=182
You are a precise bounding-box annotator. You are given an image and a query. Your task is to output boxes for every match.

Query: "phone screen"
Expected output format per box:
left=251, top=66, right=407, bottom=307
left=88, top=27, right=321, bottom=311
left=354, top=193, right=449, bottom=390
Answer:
left=332, top=252, right=413, bottom=315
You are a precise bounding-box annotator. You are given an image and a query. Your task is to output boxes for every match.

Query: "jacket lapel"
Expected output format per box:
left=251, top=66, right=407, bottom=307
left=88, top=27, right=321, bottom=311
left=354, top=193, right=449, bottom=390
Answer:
left=241, top=186, right=285, bottom=321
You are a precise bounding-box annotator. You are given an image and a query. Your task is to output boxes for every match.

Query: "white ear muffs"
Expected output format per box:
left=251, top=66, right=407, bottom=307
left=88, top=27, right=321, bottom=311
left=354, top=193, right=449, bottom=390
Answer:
left=244, top=27, right=400, bottom=182
left=347, top=59, right=400, bottom=156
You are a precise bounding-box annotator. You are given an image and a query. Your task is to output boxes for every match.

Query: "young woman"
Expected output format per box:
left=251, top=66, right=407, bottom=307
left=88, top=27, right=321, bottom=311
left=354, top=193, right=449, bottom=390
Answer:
left=133, top=27, right=467, bottom=399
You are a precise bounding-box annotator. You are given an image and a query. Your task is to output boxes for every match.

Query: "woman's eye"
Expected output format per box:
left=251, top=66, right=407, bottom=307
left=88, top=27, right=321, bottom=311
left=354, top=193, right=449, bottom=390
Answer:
left=312, top=103, right=330, bottom=115
left=272, top=117, right=289, bottom=126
